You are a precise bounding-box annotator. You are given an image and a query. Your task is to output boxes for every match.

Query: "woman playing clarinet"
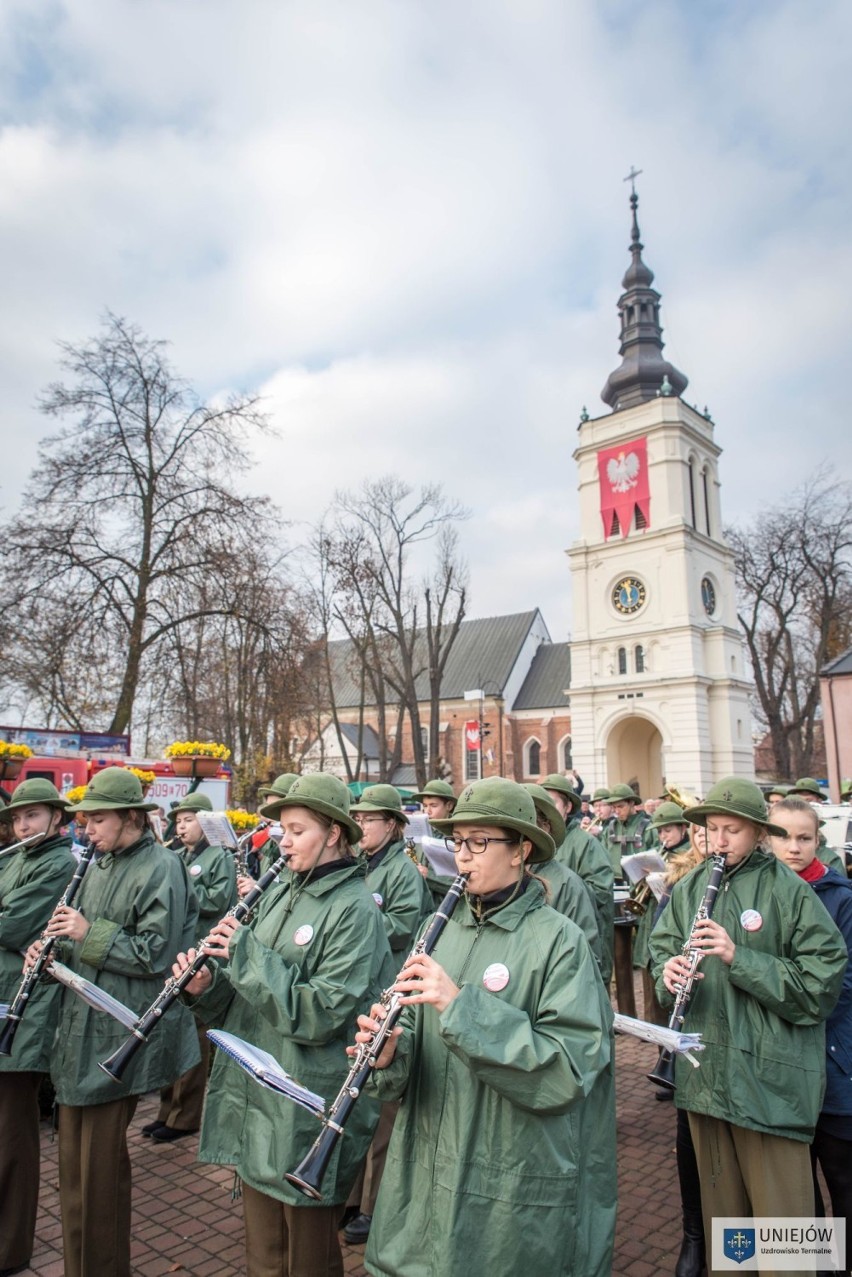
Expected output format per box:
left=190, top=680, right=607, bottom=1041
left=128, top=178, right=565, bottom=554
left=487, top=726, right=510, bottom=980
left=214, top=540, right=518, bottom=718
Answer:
left=354, top=777, right=616, bottom=1277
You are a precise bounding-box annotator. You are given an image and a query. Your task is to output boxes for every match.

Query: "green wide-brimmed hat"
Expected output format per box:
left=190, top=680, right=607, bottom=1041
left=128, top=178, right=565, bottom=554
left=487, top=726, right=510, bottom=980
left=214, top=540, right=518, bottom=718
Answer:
left=430, top=776, right=554, bottom=864
left=540, top=774, right=582, bottom=813
left=651, top=801, right=688, bottom=830
left=258, top=772, right=299, bottom=801
left=683, top=777, right=787, bottom=838
left=67, top=766, right=159, bottom=813
left=609, top=783, right=640, bottom=803
left=259, top=773, right=361, bottom=843
left=350, top=783, right=409, bottom=823
left=1, top=777, right=72, bottom=818
left=592, top=787, right=611, bottom=803
left=524, top=783, right=567, bottom=847
left=172, top=792, right=213, bottom=815
left=787, top=777, right=827, bottom=802
left=410, top=779, right=456, bottom=804
left=765, top=783, right=789, bottom=800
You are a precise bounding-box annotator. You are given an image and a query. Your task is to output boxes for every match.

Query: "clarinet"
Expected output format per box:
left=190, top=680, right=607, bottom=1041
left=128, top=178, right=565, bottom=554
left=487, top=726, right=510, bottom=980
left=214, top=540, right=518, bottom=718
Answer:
left=285, top=871, right=469, bottom=1201
left=0, top=842, right=97, bottom=1057
left=647, top=851, right=727, bottom=1091
left=98, top=848, right=290, bottom=1082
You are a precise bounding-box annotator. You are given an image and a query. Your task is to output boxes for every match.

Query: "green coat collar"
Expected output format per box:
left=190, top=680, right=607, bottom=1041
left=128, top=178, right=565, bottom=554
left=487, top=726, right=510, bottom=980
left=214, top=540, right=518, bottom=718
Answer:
left=456, top=878, right=545, bottom=932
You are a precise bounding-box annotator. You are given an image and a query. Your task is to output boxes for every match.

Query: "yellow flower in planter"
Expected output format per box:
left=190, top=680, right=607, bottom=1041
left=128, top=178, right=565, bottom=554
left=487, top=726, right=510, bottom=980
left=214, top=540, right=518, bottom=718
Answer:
left=128, top=767, right=156, bottom=786
left=0, top=741, right=34, bottom=760
left=227, top=809, right=261, bottom=832
left=164, top=740, right=231, bottom=761
left=66, top=785, right=88, bottom=806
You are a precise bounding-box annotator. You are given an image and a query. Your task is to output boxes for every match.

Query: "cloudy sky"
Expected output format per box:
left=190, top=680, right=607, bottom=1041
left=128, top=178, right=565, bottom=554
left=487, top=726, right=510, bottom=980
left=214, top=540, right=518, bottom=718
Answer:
left=1, top=0, right=850, bottom=638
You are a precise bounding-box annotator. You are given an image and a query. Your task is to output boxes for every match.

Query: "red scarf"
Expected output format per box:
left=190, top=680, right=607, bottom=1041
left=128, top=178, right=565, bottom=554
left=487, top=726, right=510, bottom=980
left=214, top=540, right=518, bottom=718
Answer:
left=798, top=858, right=828, bottom=883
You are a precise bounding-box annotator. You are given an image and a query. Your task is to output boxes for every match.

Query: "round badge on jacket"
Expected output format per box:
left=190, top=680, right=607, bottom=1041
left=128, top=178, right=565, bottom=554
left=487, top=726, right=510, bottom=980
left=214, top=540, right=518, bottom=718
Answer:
left=482, top=962, right=510, bottom=992
left=189, top=864, right=202, bottom=876
left=294, top=924, right=314, bottom=946
left=740, top=909, right=763, bottom=932
left=372, top=892, right=384, bottom=908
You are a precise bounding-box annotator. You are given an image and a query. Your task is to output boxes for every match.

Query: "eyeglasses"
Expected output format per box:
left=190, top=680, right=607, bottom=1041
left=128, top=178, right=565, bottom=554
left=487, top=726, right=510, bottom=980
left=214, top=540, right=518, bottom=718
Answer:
left=444, top=836, right=517, bottom=856
left=355, top=815, right=391, bottom=826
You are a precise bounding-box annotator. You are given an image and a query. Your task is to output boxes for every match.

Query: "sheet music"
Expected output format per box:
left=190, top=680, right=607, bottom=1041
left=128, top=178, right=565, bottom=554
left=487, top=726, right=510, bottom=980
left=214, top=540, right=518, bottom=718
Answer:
left=207, top=1029, right=326, bottom=1116
left=620, top=850, right=667, bottom=886
left=51, top=961, right=139, bottom=1029
left=613, top=1013, right=705, bottom=1056
left=419, top=835, right=459, bottom=878
left=196, top=811, right=239, bottom=850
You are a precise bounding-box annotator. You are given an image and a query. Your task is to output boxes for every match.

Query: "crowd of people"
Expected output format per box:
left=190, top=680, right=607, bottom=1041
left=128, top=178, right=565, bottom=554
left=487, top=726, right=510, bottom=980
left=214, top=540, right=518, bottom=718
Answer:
left=0, top=761, right=850, bottom=1277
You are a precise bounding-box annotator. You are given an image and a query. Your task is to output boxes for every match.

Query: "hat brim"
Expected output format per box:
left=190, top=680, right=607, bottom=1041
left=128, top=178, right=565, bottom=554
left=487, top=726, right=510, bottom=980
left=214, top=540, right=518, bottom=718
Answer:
left=260, top=794, right=362, bottom=843
left=527, top=796, right=566, bottom=849
left=1, top=798, right=73, bottom=818
left=410, top=790, right=455, bottom=806
left=684, top=801, right=787, bottom=840
left=67, top=797, right=160, bottom=813
left=349, top=800, right=409, bottom=824
left=431, top=806, right=554, bottom=863
left=541, top=784, right=581, bottom=813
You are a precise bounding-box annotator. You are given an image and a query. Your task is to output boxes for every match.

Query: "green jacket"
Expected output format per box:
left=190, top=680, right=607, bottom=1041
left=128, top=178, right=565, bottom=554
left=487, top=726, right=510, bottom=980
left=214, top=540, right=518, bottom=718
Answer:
left=192, top=860, right=395, bottom=1207
left=181, top=840, right=238, bottom=947
left=537, top=857, right=603, bottom=969
left=649, top=850, right=847, bottom=1141
left=0, top=833, right=77, bottom=1073
left=817, top=839, right=845, bottom=875
left=364, top=882, right=616, bottom=1277
left=601, top=812, right=655, bottom=879
left=364, top=839, right=431, bottom=953
left=555, top=824, right=615, bottom=983
left=50, top=832, right=201, bottom=1105
left=632, top=834, right=689, bottom=969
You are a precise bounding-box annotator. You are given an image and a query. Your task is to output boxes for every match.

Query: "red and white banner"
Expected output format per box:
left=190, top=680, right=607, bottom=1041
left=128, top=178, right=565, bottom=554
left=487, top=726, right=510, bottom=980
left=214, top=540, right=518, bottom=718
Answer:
left=597, top=437, right=650, bottom=539
left=464, top=721, right=481, bottom=752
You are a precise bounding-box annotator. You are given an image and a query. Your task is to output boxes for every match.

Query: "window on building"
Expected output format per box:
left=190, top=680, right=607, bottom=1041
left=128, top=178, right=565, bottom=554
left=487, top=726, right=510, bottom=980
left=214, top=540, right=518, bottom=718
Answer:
left=634, top=504, right=647, bottom=531
left=617, top=647, right=627, bottom=675
left=561, top=736, right=573, bottom=770
left=688, top=458, right=697, bottom=529
left=610, top=510, right=621, bottom=537
left=464, top=743, right=481, bottom=781
left=702, top=468, right=711, bottom=536
left=420, top=725, right=429, bottom=762
left=635, top=645, right=645, bottom=673
left=525, top=739, right=541, bottom=777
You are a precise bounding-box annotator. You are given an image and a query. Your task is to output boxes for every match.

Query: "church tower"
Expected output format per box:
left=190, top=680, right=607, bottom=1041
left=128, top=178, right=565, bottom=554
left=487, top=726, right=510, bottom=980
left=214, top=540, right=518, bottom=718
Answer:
left=567, top=184, right=753, bottom=797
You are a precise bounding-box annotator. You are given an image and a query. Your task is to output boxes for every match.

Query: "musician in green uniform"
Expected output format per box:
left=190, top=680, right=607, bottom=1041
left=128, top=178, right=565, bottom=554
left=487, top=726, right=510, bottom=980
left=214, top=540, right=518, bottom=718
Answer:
left=25, top=767, right=200, bottom=1277
left=145, top=791, right=237, bottom=1143
left=541, top=773, right=614, bottom=982
left=523, top=784, right=603, bottom=969
left=649, top=778, right=848, bottom=1261
left=357, top=777, right=616, bottom=1277
left=0, top=779, right=76, bottom=1276
left=600, top=782, right=656, bottom=881
left=631, top=801, right=689, bottom=1026
left=344, top=784, right=432, bottom=1243
left=409, top=778, right=456, bottom=907
left=173, top=773, right=394, bottom=1277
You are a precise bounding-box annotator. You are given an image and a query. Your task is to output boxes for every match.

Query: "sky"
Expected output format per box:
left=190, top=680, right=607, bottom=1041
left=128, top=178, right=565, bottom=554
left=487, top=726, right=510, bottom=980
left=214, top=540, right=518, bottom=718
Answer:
left=1, top=0, right=850, bottom=640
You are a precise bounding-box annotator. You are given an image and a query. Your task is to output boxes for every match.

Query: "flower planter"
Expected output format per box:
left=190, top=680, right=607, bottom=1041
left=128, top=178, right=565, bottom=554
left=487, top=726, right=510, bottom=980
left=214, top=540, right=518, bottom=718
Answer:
left=0, top=758, right=25, bottom=782
left=171, top=756, right=221, bottom=779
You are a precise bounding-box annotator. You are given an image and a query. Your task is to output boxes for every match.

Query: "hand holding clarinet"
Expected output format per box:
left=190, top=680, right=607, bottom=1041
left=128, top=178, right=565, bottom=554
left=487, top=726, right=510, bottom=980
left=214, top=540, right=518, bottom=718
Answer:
left=351, top=952, right=461, bottom=1068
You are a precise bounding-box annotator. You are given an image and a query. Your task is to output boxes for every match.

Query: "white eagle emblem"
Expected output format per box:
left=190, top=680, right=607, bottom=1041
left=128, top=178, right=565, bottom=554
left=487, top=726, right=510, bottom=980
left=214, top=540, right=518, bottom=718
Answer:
left=607, top=451, right=640, bottom=493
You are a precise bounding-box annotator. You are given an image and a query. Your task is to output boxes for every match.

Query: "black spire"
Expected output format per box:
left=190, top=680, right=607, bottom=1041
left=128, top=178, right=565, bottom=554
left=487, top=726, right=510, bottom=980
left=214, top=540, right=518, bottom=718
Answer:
left=601, top=187, right=688, bottom=411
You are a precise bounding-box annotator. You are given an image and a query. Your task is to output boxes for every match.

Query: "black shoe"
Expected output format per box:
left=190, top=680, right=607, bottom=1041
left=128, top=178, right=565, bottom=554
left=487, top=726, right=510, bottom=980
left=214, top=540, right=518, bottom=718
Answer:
left=675, top=1212, right=706, bottom=1277
left=150, top=1124, right=198, bottom=1143
left=0, top=1264, right=31, bottom=1276
left=338, top=1205, right=360, bottom=1231
left=141, top=1120, right=167, bottom=1137
left=343, top=1213, right=373, bottom=1245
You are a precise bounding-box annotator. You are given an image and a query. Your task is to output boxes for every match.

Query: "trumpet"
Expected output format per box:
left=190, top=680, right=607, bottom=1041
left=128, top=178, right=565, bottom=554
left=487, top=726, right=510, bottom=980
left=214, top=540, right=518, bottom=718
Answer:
left=647, top=851, right=726, bottom=1091
left=98, top=848, right=290, bottom=1083
left=621, top=879, right=653, bottom=917
left=0, top=842, right=97, bottom=1057
left=664, top=784, right=700, bottom=810
left=284, top=871, right=470, bottom=1201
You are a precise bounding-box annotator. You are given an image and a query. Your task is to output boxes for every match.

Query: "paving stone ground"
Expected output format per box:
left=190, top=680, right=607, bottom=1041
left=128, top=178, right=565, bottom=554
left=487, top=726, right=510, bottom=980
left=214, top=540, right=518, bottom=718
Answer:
left=25, top=984, right=683, bottom=1276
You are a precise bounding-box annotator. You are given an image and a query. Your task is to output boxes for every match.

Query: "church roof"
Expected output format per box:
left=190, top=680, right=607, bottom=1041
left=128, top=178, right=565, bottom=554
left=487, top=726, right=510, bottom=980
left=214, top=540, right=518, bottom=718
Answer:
left=822, top=645, right=852, bottom=677
left=326, top=610, right=544, bottom=708
left=601, top=186, right=689, bottom=412
left=337, top=721, right=382, bottom=758
left=512, top=642, right=571, bottom=710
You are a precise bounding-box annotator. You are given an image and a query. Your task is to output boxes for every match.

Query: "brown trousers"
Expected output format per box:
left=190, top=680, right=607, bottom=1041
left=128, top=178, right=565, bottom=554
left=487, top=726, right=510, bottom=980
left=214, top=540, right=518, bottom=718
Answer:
left=346, top=1100, right=398, bottom=1216
left=157, top=1015, right=209, bottom=1129
left=0, top=1071, right=42, bottom=1269
left=688, top=1112, right=815, bottom=1277
left=242, top=1181, right=344, bottom=1277
left=58, top=1095, right=139, bottom=1277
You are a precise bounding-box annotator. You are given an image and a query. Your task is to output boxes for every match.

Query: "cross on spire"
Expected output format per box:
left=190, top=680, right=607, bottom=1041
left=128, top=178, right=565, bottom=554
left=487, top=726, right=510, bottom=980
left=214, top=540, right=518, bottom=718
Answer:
left=623, top=165, right=643, bottom=195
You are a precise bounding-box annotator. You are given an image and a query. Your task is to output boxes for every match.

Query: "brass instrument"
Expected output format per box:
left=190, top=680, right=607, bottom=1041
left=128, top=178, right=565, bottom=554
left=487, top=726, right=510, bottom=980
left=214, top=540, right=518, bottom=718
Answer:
left=647, top=851, right=727, bottom=1091
left=404, top=836, right=418, bottom=863
left=621, top=879, right=653, bottom=918
left=664, top=784, right=700, bottom=810
left=0, top=832, right=46, bottom=861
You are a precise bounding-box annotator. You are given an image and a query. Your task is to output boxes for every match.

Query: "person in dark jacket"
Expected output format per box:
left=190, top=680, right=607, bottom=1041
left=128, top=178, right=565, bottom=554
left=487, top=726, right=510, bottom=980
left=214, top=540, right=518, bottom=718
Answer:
left=0, top=779, right=76, bottom=1276
left=769, top=796, right=852, bottom=1268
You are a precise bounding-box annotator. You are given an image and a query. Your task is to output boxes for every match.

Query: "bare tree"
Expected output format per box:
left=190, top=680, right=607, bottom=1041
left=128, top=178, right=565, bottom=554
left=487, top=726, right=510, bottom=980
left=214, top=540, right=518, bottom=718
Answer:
left=728, top=472, right=852, bottom=777
left=0, top=313, right=274, bottom=735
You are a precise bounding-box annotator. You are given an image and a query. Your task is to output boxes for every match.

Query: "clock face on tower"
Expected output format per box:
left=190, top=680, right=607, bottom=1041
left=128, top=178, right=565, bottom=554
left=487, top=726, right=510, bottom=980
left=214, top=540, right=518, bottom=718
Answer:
left=612, top=576, right=646, bottom=615
left=701, top=577, right=717, bottom=616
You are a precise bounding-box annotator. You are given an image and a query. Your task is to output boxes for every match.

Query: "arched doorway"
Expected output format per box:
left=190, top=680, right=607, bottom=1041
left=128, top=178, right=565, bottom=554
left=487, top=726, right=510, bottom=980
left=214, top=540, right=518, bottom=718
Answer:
left=605, top=715, right=663, bottom=800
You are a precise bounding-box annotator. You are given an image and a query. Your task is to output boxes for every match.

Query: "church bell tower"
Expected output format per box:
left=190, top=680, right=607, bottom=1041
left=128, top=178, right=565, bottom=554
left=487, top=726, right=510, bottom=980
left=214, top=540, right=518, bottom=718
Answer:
left=567, top=182, right=753, bottom=797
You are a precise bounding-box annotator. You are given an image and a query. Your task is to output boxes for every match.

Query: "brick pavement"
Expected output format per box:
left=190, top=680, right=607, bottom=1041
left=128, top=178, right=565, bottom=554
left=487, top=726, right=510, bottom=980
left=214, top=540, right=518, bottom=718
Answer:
left=25, top=1012, right=683, bottom=1276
